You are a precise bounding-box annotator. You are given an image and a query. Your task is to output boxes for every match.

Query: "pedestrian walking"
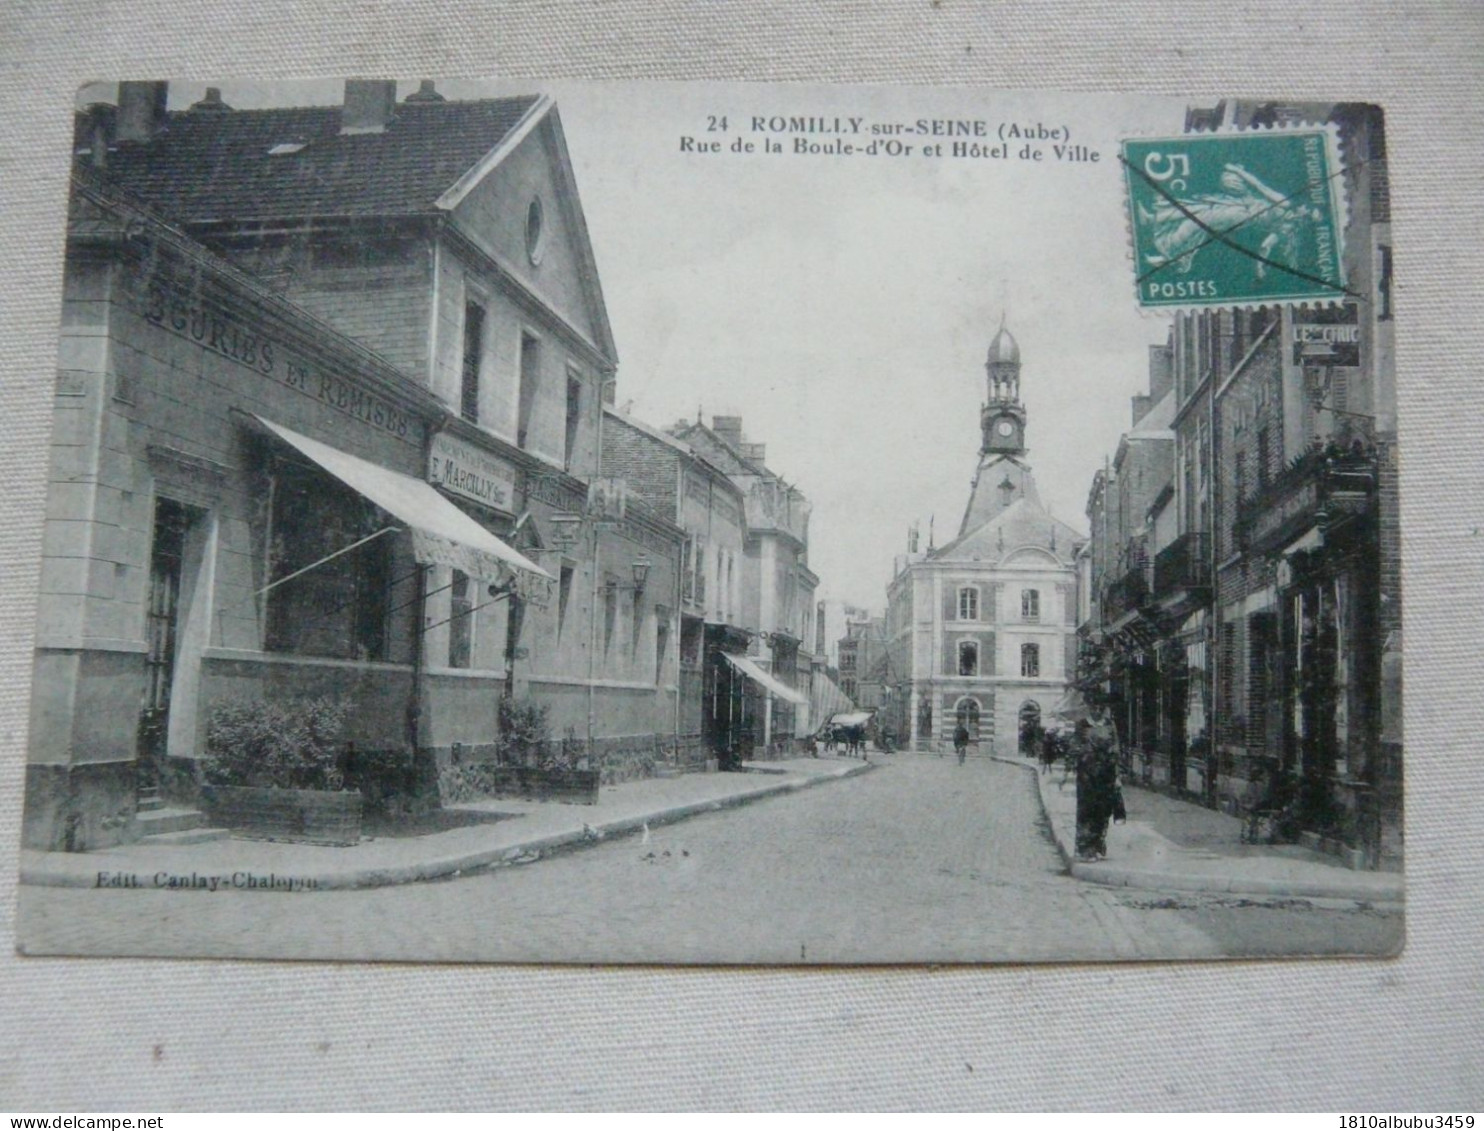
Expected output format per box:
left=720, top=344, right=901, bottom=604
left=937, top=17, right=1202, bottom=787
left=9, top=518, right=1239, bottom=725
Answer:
left=1074, top=707, right=1120, bottom=861
left=954, top=722, right=970, bottom=764
left=1039, top=727, right=1060, bottom=775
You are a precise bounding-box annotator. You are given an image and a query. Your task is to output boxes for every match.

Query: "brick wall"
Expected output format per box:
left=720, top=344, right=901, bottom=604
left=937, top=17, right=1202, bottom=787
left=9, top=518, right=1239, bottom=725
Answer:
left=601, top=414, right=679, bottom=516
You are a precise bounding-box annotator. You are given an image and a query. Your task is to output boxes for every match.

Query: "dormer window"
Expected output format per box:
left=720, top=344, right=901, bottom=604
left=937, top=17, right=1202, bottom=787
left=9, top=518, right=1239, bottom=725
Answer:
left=957, top=586, right=979, bottom=621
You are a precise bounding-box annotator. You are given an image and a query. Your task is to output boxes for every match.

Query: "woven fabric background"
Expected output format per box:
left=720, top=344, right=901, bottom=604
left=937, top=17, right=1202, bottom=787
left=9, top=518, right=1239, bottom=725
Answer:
left=2, top=2, right=1480, bottom=1111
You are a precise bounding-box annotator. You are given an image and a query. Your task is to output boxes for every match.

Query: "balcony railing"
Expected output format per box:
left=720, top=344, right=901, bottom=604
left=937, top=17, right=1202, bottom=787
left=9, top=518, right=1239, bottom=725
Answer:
left=1102, top=567, right=1149, bottom=624
left=1236, top=442, right=1378, bottom=553
left=1153, top=532, right=1210, bottom=598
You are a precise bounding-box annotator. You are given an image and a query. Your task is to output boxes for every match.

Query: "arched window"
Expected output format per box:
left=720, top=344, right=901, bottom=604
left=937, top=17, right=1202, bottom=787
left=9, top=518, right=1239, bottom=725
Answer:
left=1021, top=588, right=1040, bottom=622
left=955, top=698, right=981, bottom=740
left=958, top=640, right=978, bottom=676
left=1018, top=700, right=1043, bottom=756
left=957, top=586, right=979, bottom=621
left=1020, top=643, right=1041, bottom=678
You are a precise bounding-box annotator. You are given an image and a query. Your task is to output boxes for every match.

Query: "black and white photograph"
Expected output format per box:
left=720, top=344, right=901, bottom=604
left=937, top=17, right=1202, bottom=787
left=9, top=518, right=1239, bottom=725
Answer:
left=11, top=78, right=1408, bottom=964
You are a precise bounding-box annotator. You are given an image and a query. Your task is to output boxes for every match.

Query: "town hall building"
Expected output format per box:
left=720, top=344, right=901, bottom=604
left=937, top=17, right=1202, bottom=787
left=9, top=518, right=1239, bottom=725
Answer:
left=883, top=320, right=1082, bottom=755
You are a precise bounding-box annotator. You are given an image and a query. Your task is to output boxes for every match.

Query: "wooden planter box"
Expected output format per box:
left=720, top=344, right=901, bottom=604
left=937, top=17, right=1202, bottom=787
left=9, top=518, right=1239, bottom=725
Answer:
left=479, top=766, right=600, bottom=805
left=203, top=785, right=363, bottom=846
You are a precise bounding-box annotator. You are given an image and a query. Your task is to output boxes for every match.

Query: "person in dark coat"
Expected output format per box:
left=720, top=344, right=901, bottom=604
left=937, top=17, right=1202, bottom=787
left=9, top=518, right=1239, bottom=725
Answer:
left=953, top=723, right=970, bottom=764
left=1074, top=709, right=1120, bottom=861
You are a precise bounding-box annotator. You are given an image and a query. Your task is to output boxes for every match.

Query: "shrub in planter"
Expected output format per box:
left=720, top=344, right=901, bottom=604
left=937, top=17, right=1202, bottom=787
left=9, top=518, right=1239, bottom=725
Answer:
left=203, top=696, right=349, bottom=790
left=201, top=696, right=361, bottom=843
left=497, top=697, right=552, bottom=767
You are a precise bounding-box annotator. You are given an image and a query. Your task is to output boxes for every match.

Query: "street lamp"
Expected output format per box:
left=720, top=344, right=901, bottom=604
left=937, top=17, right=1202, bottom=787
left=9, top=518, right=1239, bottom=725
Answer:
left=630, top=557, right=650, bottom=593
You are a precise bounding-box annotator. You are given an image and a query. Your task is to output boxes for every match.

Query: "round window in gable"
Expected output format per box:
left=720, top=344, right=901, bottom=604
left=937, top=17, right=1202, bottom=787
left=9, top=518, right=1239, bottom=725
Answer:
left=525, top=197, right=545, bottom=265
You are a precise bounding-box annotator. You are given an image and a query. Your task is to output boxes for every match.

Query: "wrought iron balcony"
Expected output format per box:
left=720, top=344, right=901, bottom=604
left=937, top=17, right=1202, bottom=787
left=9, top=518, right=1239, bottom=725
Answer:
left=1236, top=442, right=1378, bottom=553
left=1102, top=567, right=1149, bottom=625
left=1153, top=532, right=1210, bottom=598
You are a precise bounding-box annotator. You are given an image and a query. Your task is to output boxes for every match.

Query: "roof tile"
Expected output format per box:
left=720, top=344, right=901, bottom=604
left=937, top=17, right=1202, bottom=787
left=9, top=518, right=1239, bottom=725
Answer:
left=84, top=96, right=540, bottom=223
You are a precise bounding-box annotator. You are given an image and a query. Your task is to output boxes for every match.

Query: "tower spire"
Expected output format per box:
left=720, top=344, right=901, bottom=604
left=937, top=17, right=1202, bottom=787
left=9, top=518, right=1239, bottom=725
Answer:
left=981, top=314, right=1026, bottom=457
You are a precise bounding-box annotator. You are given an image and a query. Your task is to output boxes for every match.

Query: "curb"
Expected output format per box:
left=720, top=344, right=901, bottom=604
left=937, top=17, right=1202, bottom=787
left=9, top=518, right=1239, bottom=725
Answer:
left=992, top=755, right=1402, bottom=904
left=20, top=761, right=877, bottom=892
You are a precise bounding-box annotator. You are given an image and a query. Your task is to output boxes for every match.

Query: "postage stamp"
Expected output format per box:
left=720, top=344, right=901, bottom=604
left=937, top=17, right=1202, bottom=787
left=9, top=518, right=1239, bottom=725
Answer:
left=14, top=81, right=1402, bottom=964
left=1123, top=127, right=1349, bottom=309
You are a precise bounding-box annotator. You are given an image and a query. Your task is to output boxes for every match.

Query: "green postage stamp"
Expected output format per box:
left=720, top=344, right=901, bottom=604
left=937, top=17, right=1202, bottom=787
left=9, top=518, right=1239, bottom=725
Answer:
left=1123, top=129, right=1347, bottom=309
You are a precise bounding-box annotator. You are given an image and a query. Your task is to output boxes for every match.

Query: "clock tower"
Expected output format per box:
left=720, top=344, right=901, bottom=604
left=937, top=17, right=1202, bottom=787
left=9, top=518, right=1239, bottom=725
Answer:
left=981, top=317, right=1026, bottom=456
left=958, top=316, right=1042, bottom=536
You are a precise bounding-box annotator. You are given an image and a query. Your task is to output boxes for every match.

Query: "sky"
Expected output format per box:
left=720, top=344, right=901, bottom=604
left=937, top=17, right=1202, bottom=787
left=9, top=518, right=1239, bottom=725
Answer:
left=92, top=79, right=1183, bottom=611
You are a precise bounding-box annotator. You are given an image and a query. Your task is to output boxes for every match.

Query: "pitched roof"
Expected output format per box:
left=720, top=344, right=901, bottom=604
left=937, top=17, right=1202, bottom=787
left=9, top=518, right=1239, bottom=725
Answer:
left=932, top=496, right=1083, bottom=567
left=669, top=422, right=767, bottom=477
left=84, top=96, right=541, bottom=223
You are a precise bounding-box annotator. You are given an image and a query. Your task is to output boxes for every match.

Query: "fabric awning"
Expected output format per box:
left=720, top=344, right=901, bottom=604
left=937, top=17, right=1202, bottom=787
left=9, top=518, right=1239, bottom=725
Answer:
left=722, top=653, right=808, bottom=706
left=829, top=710, right=874, bottom=728
left=251, top=414, right=550, bottom=584
left=809, top=671, right=852, bottom=725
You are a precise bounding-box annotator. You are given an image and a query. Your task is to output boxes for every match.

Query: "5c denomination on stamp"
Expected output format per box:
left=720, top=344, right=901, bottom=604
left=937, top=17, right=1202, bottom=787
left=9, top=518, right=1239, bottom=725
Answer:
left=1123, top=128, right=1348, bottom=309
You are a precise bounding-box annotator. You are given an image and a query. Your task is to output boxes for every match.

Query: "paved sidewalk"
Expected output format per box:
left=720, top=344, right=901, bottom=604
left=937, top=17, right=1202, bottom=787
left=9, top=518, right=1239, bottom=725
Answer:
left=20, top=757, right=874, bottom=892
left=994, top=754, right=1403, bottom=904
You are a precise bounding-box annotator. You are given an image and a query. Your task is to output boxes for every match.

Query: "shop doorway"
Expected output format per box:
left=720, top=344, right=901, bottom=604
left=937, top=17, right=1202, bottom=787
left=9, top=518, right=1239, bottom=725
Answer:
left=1017, top=700, right=1042, bottom=756
left=138, top=497, right=209, bottom=796
left=954, top=698, right=981, bottom=743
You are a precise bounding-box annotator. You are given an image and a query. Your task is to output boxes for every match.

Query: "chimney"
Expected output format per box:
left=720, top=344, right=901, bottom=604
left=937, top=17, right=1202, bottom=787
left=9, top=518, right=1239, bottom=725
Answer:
left=116, top=81, right=168, bottom=144
left=1147, top=340, right=1174, bottom=404
left=189, top=87, right=232, bottom=113
left=78, top=102, right=117, bottom=168
left=741, top=442, right=767, bottom=463
left=1131, top=394, right=1152, bottom=427
left=342, top=79, right=398, bottom=134
left=712, top=415, right=743, bottom=448
left=404, top=80, right=445, bottom=104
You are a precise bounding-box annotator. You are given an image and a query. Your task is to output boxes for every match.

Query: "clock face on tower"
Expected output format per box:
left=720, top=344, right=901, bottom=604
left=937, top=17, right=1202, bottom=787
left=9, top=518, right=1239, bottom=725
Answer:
left=996, top=420, right=1014, bottom=437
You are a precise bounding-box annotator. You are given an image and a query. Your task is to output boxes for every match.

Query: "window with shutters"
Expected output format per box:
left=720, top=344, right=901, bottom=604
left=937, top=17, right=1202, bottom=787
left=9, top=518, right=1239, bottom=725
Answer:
left=655, top=613, right=669, bottom=685
left=557, top=564, right=574, bottom=639
left=460, top=301, right=485, bottom=423
left=603, top=580, right=617, bottom=656
left=517, top=331, right=541, bottom=449
left=564, top=372, right=582, bottom=472
left=958, top=586, right=979, bottom=621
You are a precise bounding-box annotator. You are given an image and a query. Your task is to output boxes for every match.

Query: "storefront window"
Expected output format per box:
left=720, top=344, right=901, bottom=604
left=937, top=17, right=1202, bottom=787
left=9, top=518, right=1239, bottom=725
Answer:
left=265, top=462, right=391, bottom=661
left=449, top=569, right=472, bottom=668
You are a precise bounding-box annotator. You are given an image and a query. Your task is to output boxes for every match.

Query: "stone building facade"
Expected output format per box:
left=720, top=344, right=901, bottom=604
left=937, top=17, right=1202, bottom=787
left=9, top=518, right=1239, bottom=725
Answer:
left=26, top=80, right=689, bottom=850
left=670, top=416, right=818, bottom=754
left=601, top=406, right=752, bottom=765
left=884, top=323, right=1081, bottom=755
left=1078, top=100, right=1401, bottom=869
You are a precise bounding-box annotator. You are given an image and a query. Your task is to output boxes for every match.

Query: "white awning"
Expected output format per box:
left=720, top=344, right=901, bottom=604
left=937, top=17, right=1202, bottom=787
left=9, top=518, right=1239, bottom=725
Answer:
left=723, top=653, right=809, bottom=706
left=829, top=710, right=874, bottom=728
left=251, top=414, right=550, bottom=584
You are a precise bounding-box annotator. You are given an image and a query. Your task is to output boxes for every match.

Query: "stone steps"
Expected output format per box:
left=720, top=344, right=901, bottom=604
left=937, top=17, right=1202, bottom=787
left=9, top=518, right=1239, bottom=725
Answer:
left=135, top=805, right=208, bottom=837
left=139, top=826, right=232, bottom=846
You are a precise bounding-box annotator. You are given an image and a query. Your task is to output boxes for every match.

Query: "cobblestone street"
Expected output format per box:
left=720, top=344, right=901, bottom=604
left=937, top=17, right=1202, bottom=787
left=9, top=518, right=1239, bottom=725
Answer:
left=17, top=756, right=1399, bottom=963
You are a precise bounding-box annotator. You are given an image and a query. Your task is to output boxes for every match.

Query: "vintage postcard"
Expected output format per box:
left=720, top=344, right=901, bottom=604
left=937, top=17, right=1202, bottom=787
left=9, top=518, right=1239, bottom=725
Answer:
left=15, top=80, right=1402, bottom=963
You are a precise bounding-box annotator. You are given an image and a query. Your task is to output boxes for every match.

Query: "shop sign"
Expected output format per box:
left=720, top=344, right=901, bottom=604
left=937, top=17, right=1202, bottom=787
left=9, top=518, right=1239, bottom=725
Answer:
left=141, top=277, right=414, bottom=439
left=427, top=431, right=518, bottom=514
left=1292, top=303, right=1361, bottom=367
